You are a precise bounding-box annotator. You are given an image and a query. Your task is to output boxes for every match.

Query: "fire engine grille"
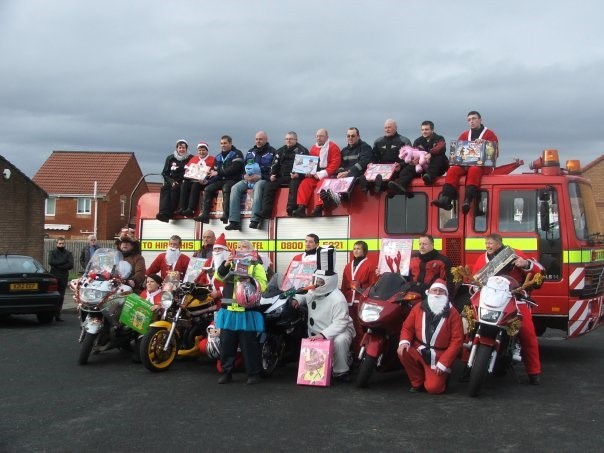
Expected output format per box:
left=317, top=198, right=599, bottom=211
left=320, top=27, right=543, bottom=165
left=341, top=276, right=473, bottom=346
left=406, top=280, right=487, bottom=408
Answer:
left=582, top=264, right=604, bottom=298
left=444, top=237, right=462, bottom=267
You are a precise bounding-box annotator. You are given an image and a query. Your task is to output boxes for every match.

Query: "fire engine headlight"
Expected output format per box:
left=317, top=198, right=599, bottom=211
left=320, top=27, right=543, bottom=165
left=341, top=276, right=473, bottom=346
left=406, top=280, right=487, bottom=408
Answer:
left=359, top=303, right=383, bottom=323
left=160, top=291, right=174, bottom=309
left=479, top=308, right=501, bottom=322
left=80, top=288, right=106, bottom=304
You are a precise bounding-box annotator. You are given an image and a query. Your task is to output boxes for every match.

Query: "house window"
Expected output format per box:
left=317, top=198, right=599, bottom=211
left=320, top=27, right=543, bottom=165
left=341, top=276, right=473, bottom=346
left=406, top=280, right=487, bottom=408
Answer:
left=45, top=198, right=56, bottom=216
left=120, top=196, right=126, bottom=217
left=77, top=198, right=92, bottom=215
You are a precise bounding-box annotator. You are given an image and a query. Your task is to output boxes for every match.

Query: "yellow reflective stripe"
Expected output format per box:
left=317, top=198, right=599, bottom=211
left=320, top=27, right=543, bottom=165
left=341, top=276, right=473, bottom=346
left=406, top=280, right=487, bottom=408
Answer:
left=563, top=249, right=604, bottom=264
left=465, top=237, right=538, bottom=251
left=346, top=239, right=381, bottom=251
left=227, top=240, right=274, bottom=252
left=140, top=240, right=201, bottom=252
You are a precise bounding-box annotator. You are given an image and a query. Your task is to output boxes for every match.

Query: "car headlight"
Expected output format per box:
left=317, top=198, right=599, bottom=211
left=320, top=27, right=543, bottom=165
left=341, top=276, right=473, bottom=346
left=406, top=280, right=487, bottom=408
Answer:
left=160, top=291, right=174, bottom=309
left=359, top=303, right=384, bottom=323
left=479, top=307, right=501, bottom=322
left=80, top=288, right=107, bottom=304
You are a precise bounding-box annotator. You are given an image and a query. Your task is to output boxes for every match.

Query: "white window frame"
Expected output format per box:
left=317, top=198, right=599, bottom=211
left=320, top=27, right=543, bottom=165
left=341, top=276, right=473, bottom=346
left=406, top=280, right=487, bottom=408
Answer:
left=76, top=198, right=92, bottom=215
left=120, top=196, right=126, bottom=217
left=45, top=198, right=56, bottom=216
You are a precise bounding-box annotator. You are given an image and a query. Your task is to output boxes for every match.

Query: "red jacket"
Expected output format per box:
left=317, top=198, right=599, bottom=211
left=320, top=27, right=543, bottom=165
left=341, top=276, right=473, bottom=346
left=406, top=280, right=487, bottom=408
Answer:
left=408, top=250, right=452, bottom=296
left=140, top=289, right=163, bottom=305
left=146, top=253, right=190, bottom=280
left=309, top=141, right=341, bottom=179
left=458, top=127, right=499, bottom=157
left=341, top=257, right=376, bottom=304
left=399, top=302, right=463, bottom=373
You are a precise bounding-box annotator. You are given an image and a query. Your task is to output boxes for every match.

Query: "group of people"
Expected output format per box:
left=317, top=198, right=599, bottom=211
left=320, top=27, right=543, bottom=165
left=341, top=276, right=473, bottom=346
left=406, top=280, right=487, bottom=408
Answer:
left=155, top=111, right=500, bottom=226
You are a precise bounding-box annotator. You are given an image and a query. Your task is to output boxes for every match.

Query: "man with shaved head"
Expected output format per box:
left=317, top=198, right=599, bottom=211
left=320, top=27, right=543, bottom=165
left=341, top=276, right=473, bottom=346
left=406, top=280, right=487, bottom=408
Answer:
left=292, top=128, right=341, bottom=217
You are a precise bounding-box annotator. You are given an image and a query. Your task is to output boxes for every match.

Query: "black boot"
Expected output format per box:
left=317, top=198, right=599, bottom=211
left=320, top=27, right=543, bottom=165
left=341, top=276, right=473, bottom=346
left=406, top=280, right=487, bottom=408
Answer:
left=431, top=184, right=457, bottom=211
left=462, top=185, right=478, bottom=215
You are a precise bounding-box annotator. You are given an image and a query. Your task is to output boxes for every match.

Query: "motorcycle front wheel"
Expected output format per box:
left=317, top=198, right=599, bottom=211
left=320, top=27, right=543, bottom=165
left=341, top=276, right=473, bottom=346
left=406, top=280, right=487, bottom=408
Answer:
left=261, top=335, right=281, bottom=377
left=141, top=327, right=178, bottom=372
left=468, top=344, right=493, bottom=397
left=355, top=353, right=377, bottom=388
left=78, top=332, right=98, bottom=365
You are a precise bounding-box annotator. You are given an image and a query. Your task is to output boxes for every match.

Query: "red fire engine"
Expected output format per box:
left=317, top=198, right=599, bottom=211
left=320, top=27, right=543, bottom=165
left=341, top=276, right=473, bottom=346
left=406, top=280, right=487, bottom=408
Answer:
left=136, top=149, right=604, bottom=338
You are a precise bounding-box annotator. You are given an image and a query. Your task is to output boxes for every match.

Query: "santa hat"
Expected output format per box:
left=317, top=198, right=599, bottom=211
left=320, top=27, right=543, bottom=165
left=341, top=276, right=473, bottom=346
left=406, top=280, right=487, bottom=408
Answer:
left=316, top=246, right=336, bottom=276
left=197, top=141, right=209, bottom=151
left=429, top=279, right=448, bottom=295
left=213, top=233, right=227, bottom=249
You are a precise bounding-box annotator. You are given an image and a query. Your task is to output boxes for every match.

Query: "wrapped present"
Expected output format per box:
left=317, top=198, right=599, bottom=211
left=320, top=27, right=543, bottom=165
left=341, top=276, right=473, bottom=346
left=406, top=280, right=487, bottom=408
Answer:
left=364, top=163, right=396, bottom=181
left=297, top=338, right=333, bottom=387
left=316, top=176, right=354, bottom=195
left=184, top=162, right=211, bottom=181
left=449, top=140, right=498, bottom=167
left=119, top=293, right=154, bottom=334
left=292, top=155, right=319, bottom=175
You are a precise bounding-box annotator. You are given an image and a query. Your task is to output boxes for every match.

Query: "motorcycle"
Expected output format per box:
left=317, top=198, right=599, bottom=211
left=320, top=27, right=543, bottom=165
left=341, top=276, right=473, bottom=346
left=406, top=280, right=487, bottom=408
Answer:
left=462, top=272, right=543, bottom=397
left=258, top=273, right=310, bottom=376
left=355, top=272, right=422, bottom=388
left=73, top=248, right=137, bottom=365
left=140, top=261, right=217, bottom=372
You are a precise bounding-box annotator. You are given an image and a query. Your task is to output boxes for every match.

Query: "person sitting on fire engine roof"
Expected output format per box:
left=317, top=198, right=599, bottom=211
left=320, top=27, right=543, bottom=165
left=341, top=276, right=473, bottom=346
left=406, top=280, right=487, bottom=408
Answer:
left=397, top=279, right=464, bottom=394
left=146, top=235, right=190, bottom=281
left=291, top=129, right=342, bottom=218
left=193, top=135, right=244, bottom=225
left=471, top=233, right=544, bottom=385
left=388, top=120, right=449, bottom=195
left=176, top=141, right=216, bottom=218
left=193, top=229, right=216, bottom=260
left=315, top=127, right=372, bottom=211
left=156, top=139, right=192, bottom=223
left=358, top=119, right=412, bottom=194
left=255, top=131, right=309, bottom=222
left=225, top=131, right=276, bottom=231
left=432, top=111, right=499, bottom=215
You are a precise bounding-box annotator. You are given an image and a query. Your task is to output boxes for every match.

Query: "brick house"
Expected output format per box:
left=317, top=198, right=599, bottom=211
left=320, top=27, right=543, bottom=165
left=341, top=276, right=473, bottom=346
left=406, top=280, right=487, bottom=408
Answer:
left=0, top=155, right=47, bottom=262
left=33, top=151, right=148, bottom=240
left=582, top=154, right=604, bottom=228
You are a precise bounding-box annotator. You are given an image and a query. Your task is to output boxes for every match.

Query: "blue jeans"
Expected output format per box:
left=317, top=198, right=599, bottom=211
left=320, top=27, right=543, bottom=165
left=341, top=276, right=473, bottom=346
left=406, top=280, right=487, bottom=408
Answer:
left=229, top=180, right=266, bottom=223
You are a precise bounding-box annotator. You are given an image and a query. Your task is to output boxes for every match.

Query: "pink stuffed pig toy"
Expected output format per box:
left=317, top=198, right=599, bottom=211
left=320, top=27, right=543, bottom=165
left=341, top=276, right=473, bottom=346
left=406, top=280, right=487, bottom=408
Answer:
left=399, top=146, right=431, bottom=173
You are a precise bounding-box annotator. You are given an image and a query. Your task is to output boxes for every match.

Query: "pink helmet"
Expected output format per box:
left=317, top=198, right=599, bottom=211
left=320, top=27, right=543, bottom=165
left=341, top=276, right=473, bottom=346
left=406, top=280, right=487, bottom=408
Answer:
left=234, top=277, right=261, bottom=308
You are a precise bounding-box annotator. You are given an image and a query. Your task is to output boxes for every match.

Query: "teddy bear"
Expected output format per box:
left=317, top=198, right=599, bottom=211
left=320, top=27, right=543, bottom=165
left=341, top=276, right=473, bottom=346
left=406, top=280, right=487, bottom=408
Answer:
left=244, top=162, right=261, bottom=188
left=399, top=146, right=431, bottom=173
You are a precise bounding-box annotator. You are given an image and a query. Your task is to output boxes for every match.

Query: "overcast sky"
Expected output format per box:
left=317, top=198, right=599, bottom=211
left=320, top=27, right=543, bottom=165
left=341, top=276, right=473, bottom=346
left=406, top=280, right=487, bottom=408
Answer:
left=1, top=0, right=603, bottom=183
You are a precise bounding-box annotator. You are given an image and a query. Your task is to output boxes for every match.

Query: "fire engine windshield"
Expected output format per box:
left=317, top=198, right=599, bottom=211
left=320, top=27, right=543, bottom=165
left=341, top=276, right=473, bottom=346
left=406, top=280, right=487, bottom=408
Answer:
left=568, top=182, right=602, bottom=241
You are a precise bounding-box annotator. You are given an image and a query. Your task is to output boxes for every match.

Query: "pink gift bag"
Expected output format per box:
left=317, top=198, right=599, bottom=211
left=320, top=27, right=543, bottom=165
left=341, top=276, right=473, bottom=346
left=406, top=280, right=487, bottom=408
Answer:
left=296, top=338, right=334, bottom=387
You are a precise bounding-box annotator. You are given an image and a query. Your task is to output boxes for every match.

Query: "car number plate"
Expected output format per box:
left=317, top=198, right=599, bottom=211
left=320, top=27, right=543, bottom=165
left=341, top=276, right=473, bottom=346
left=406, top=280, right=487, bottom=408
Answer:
left=9, top=283, right=39, bottom=291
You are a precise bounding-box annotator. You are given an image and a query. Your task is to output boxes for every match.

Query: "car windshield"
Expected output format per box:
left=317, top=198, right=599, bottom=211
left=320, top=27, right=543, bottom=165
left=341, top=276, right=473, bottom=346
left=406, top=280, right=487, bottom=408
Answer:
left=0, top=256, right=45, bottom=274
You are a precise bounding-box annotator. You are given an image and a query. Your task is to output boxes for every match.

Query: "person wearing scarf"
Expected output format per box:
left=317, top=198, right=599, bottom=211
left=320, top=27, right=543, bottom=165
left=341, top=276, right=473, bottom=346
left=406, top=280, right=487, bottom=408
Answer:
left=157, top=139, right=192, bottom=222
left=397, top=279, right=463, bottom=394
left=408, top=234, right=453, bottom=297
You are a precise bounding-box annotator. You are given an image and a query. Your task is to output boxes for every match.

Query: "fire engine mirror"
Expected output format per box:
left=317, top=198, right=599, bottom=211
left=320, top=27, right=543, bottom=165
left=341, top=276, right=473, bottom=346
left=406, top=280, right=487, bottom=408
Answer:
left=539, top=193, right=551, bottom=232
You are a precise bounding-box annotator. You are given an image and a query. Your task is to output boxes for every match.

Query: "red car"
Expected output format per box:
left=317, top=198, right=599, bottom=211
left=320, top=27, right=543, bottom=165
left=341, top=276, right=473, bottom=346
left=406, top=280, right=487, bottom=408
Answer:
left=0, top=254, right=61, bottom=324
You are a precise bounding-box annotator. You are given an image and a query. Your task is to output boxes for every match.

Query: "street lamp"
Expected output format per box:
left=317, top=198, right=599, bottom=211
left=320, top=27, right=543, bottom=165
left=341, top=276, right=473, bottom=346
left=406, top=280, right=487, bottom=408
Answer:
left=127, top=173, right=161, bottom=228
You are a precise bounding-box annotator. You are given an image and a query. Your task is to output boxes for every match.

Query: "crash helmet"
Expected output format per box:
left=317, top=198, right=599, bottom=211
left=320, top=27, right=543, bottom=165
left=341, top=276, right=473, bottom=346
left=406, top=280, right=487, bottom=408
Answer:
left=234, top=276, right=261, bottom=308
left=205, top=326, right=221, bottom=360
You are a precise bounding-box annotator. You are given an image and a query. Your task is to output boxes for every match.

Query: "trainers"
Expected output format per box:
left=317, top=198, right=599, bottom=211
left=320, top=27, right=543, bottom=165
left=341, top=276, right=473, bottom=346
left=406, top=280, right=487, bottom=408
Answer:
left=327, top=189, right=341, bottom=207
left=319, top=189, right=331, bottom=207
left=225, top=221, right=241, bottom=231
left=246, top=375, right=261, bottom=385
left=374, top=174, right=383, bottom=193
left=192, top=214, right=210, bottom=224
left=422, top=174, right=433, bottom=185
left=387, top=181, right=405, bottom=195
left=529, top=374, right=541, bottom=385
left=311, top=206, right=323, bottom=217
left=249, top=220, right=260, bottom=229
left=218, top=373, right=232, bottom=384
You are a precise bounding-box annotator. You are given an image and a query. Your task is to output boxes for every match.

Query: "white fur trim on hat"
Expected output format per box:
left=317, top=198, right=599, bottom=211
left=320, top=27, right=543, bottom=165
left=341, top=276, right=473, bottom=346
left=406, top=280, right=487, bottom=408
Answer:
left=429, top=279, right=448, bottom=295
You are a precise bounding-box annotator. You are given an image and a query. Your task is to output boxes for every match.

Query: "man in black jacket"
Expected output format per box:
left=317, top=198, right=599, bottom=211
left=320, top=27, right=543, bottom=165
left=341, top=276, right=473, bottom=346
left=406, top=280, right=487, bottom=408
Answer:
left=194, top=135, right=244, bottom=224
left=48, top=237, right=74, bottom=321
left=156, top=139, right=192, bottom=222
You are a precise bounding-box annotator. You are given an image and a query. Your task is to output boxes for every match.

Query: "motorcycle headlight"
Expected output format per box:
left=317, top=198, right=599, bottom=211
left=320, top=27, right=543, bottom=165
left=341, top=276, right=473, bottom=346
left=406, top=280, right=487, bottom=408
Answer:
left=359, top=303, right=384, bottom=323
left=80, top=288, right=107, bottom=304
left=479, top=307, right=501, bottom=322
left=160, top=291, right=174, bottom=309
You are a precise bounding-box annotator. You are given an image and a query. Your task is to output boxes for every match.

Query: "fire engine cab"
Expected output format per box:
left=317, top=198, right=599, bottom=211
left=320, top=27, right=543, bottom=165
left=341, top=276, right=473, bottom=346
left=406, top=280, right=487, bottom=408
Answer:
left=136, top=149, right=604, bottom=338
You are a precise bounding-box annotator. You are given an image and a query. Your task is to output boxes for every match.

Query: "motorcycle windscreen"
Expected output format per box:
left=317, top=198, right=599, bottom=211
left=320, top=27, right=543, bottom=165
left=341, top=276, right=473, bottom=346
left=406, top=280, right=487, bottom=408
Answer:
left=479, top=276, right=513, bottom=310
left=368, top=272, right=409, bottom=300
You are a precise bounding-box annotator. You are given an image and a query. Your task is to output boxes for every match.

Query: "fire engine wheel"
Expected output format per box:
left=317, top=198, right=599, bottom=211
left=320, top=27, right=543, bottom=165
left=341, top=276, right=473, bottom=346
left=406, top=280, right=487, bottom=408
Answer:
left=355, top=354, right=377, bottom=388
left=141, top=327, right=178, bottom=372
left=468, top=344, right=493, bottom=397
left=78, top=332, right=98, bottom=365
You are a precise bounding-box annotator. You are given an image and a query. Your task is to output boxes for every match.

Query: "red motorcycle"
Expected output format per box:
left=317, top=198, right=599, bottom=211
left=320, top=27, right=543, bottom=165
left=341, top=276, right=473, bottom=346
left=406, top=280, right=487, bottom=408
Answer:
left=355, top=272, right=422, bottom=388
left=463, top=274, right=541, bottom=397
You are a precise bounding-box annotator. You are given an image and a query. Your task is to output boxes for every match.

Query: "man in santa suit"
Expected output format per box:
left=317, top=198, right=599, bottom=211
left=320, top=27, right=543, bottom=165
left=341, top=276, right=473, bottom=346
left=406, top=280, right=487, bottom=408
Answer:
left=293, top=247, right=355, bottom=382
left=397, top=279, right=464, bottom=394
left=471, top=233, right=544, bottom=385
left=292, top=129, right=341, bottom=218
left=146, top=235, right=190, bottom=281
left=432, top=111, right=499, bottom=214
left=341, top=240, right=376, bottom=354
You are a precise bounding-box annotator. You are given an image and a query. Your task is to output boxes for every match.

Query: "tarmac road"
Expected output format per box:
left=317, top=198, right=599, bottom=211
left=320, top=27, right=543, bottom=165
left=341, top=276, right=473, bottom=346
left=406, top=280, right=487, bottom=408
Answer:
left=0, top=307, right=602, bottom=453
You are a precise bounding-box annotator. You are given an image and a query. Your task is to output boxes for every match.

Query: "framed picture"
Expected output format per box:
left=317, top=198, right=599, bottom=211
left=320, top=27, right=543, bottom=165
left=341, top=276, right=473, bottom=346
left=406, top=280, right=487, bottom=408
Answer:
left=377, top=238, right=413, bottom=276
left=184, top=162, right=211, bottom=181
left=297, top=338, right=333, bottom=387
left=316, top=176, right=354, bottom=195
left=449, top=140, right=497, bottom=167
left=292, top=155, right=319, bottom=175
left=364, top=163, right=396, bottom=181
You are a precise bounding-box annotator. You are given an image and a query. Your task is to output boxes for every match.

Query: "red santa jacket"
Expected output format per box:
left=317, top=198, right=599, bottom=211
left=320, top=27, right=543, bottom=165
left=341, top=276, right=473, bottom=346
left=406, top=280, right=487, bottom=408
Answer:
left=399, top=301, right=464, bottom=373
left=341, top=257, right=377, bottom=304
left=458, top=127, right=499, bottom=157
left=140, top=289, right=163, bottom=305
left=472, top=247, right=544, bottom=285
left=146, top=253, right=190, bottom=280
left=309, top=141, right=341, bottom=180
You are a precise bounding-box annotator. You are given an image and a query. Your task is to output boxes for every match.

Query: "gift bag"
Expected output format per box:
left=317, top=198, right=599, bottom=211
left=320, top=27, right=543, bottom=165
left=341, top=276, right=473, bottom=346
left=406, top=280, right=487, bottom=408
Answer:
left=296, top=338, right=333, bottom=387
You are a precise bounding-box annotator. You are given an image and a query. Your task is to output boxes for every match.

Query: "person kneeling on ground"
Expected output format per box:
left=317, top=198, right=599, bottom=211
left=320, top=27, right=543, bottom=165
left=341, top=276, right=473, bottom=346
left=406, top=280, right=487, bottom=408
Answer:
left=397, top=279, right=463, bottom=394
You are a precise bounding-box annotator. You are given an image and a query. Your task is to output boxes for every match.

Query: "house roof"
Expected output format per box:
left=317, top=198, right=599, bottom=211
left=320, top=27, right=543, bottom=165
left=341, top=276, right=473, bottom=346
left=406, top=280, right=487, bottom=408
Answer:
left=583, top=154, right=604, bottom=172
left=33, top=151, right=140, bottom=195
left=0, top=155, right=48, bottom=198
